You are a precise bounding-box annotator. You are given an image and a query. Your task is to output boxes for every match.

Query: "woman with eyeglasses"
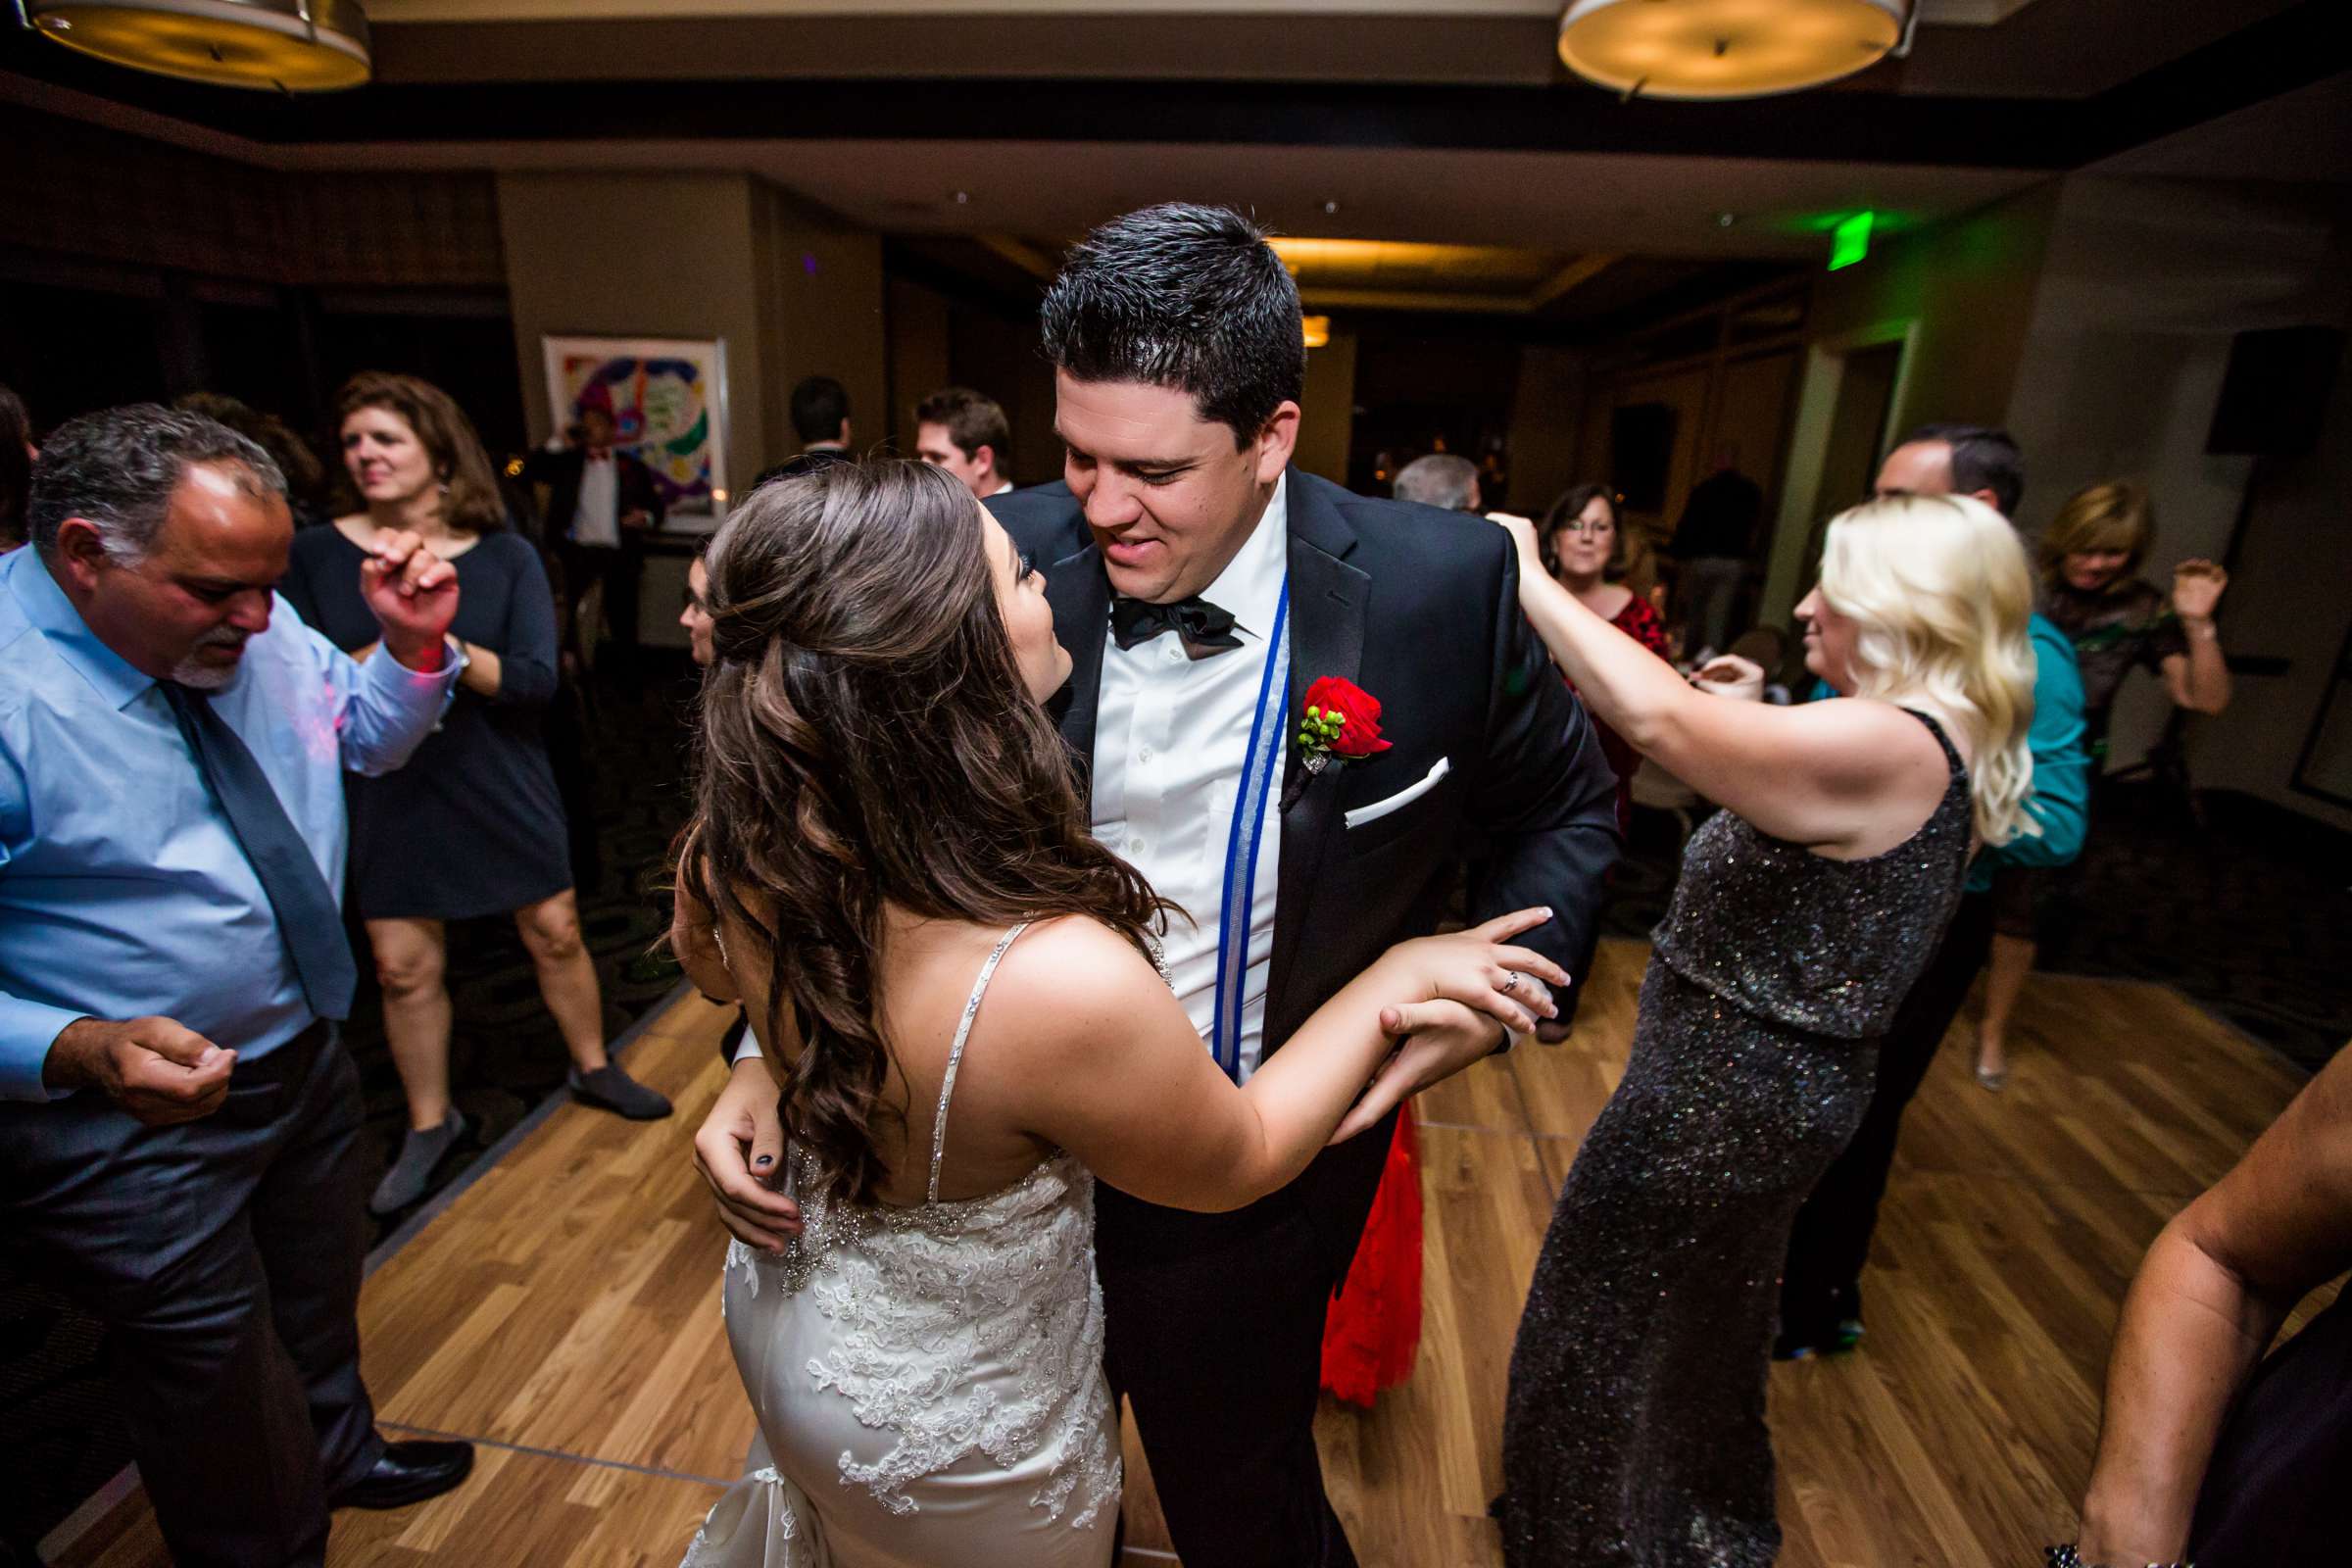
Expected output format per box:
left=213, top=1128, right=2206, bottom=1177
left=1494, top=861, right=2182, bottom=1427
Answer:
left=1536, top=483, right=1673, bottom=831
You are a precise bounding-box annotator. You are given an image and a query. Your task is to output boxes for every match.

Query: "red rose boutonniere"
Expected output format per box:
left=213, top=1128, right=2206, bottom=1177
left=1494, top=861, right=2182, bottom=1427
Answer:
left=1298, top=676, right=1393, bottom=778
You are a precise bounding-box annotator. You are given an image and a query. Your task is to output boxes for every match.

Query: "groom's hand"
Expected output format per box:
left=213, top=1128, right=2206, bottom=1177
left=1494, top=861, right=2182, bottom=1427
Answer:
left=694, top=1056, right=801, bottom=1251
left=1328, top=1000, right=1511, bottom=1145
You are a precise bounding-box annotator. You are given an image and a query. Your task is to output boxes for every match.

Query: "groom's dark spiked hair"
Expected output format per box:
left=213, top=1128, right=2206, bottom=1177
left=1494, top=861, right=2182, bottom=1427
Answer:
left=1040, top=203, right=1305, bottom=448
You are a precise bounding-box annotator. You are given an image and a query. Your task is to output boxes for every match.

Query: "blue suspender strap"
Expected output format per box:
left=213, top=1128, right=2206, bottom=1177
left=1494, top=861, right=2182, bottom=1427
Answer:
left=1209, top=583, right=1292, bottom=1081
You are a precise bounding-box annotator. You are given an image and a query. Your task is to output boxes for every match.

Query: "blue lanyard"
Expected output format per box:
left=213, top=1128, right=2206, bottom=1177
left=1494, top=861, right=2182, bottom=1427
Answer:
left=1209, top=582, right=1291, bottom=1080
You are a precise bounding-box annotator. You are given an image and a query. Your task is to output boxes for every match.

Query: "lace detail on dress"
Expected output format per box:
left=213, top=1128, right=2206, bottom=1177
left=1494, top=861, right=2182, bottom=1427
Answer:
left=717, top=923, right=1118, bottom=1532
left=731, top=1153, right=1118, bottom=1527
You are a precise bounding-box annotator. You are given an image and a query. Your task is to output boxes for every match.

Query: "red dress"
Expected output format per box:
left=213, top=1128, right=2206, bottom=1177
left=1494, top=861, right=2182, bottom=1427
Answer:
left=1320, top=1102, right=1424, bottom=1405
left=1581, top=594, right=1672, bottom=833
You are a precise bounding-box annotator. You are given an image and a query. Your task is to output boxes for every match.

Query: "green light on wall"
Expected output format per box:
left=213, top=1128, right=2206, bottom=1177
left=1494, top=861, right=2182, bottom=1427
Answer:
left=1829, top=212, right=1875, bottom=271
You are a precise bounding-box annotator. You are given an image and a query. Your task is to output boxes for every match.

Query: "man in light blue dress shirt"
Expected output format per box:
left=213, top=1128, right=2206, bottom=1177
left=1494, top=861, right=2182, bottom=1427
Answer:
left=0, top=407, right=474, bottom=1566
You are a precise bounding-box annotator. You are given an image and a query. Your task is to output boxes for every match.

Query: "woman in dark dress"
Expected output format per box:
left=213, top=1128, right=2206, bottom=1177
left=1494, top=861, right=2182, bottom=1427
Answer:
left=1539, top=483, right=1675, bottom=832
left=282, top=372, right=669, bottom=1216
left=1973, top=479, right=2234, bottom=1088
left=1491, top=494, right=2040, bottom=1566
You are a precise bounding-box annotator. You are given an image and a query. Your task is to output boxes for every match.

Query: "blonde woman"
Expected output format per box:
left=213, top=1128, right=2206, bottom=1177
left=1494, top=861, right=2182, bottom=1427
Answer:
left=1491, top=495, right=2037, bottom=1568
left=1969, top=481, right=2233, bottom=1089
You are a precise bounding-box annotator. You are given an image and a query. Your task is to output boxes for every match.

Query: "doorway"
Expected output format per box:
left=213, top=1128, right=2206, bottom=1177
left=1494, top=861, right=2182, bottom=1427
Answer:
left=1757, top=324, right=1914, bottom=626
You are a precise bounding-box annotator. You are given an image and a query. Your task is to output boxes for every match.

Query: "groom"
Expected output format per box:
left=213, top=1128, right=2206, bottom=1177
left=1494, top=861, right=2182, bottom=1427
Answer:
left=701, top=204, right=1621, bottom=1566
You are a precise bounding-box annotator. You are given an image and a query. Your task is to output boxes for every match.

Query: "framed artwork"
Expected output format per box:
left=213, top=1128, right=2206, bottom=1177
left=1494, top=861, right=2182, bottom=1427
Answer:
left=541, top=334, right=730, bottom=527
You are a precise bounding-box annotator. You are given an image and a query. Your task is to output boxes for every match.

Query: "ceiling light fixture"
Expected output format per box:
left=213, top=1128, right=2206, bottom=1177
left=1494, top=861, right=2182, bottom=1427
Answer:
left=18, top=0, right=371, bottom=92
left=1300, top=315, right=1332, bottom=350
left=1557, top=0, right=1913, bottom=101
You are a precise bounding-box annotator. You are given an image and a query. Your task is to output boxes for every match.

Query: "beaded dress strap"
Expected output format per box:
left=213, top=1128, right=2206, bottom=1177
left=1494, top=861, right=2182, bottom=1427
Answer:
left=927, top=923, right=1030, bottom=1203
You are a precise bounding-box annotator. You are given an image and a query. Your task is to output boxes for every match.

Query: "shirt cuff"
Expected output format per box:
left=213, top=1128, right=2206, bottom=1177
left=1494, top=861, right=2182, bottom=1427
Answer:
left=732, top=1030, right=763, bottom=1066
left=0, top=999, right=85, bottom=1102
left=371, top=634, right=466, bottom=699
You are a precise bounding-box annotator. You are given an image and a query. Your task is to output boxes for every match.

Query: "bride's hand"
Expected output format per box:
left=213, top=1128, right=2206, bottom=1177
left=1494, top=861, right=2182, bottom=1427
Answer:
left=1390, top=906, right=1568, bottom=1037
left=694, top=1055, right=802, bottom=1252
left=1327, top=908, right=1569, bottom=1145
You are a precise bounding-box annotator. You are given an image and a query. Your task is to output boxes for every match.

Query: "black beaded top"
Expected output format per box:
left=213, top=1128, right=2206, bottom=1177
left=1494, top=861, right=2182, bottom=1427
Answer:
left=1648, top=708, right=1974, bottom=1040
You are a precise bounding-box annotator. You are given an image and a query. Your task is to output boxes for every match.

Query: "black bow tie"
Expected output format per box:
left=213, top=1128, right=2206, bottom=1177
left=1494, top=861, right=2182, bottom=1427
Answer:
left=1111, top=595, right=1243, bottom=657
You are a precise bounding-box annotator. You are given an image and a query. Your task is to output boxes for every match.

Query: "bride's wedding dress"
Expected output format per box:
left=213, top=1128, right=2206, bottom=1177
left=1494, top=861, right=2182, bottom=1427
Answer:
left=682, top=924, right=1120, bottom=1568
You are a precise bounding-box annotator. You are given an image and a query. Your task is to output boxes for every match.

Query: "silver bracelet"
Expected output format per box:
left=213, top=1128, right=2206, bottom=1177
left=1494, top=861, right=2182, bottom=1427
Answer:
left=2046, top=1544, right=2193, bottom=1568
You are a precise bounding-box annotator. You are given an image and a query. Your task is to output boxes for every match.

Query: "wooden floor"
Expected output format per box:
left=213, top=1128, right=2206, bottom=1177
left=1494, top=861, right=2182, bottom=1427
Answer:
left=54, top=938, right=2335, bottom=1568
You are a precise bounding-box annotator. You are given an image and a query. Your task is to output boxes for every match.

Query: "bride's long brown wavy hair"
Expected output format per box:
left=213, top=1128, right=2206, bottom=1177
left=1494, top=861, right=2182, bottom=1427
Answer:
left=680, top=460, right=1168, bottom=1206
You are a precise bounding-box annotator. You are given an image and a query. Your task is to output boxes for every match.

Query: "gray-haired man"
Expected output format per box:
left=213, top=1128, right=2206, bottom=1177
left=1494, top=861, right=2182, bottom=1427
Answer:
left=0, top=406, right=476, bottom=1565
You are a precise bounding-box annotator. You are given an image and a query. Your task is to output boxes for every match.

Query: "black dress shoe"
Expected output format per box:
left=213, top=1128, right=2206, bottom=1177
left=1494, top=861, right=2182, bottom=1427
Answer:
left=330, top=1438, right=476, bottom=1510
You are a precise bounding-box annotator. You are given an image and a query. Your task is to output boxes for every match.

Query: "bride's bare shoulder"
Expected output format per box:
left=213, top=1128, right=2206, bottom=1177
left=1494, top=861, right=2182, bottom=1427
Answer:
left=983, top=915, right=1179, bottom=1050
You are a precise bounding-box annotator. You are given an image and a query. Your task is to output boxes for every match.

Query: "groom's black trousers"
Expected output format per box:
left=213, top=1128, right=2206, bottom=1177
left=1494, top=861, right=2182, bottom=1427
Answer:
left=0, top=1027, right=381, bottom=1568
left=1098, top=1107, right=1394, bottom=1568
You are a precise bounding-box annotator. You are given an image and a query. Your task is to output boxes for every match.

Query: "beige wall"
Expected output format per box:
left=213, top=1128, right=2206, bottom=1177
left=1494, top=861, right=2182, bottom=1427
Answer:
left=1295, top=329, right=1359, bottom=485
left=1763, top=182, right=2063, bottom=622
left=2003, top=175, right=2352, bottom=826
left=1506, top=345, right=1590, bottom=520
left=496, top=171, right=772, bottom=484
left=885, top=276, right=954, bottom=450
left=2196, top=326, right=2352, bottom=832
left=754, top=182, right=887, bottom=464
left=1809, top=180, right=2063, bottom=437
left=946, top=308, right=1060, bottom=487
left=2003, top=174, right=2350, bottom=789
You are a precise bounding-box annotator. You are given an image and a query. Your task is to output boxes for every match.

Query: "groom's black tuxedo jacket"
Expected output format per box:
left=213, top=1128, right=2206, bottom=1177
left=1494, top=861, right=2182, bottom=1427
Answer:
left=992, top=468, right=1622, bottom=1277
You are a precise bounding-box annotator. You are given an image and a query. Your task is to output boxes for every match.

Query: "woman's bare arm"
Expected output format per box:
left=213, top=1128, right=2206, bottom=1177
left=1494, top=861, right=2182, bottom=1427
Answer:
left=995, top=911, right=1565, bottom=1213
left=1495, top=518, right=1949, bottom=852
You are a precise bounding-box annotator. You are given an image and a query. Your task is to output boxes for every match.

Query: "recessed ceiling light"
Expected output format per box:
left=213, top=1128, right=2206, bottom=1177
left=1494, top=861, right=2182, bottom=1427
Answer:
left=1716, top=213, right=1738, bottom=227
left=953, top=190, right=971, bottom=205
left=1322, top=200, right=1341, bottom=216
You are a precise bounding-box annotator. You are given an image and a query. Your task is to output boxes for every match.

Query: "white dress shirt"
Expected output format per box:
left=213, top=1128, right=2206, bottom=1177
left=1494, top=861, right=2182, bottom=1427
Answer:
left=1094, top=477, right=1290, bottom=1080
left=570, top=453, right=620, bottom=547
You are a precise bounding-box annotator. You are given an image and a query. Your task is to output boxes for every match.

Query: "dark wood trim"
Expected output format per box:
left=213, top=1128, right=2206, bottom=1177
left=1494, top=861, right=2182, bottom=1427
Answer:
left=1, top=2, right=2335, bottom=172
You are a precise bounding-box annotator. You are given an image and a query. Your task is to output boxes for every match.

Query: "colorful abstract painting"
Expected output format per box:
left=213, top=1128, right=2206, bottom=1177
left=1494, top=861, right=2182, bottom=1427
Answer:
left=541, top=335, right=730, bottom=524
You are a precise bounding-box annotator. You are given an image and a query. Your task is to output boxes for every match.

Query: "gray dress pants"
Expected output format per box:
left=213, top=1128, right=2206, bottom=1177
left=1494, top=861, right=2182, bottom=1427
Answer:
left=0, top=1027, right=381, bottom=1568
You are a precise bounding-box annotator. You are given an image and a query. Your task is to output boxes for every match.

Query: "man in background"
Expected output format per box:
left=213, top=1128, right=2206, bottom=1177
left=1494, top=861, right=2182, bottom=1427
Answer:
left=1669, top=443, right=1764, bottom=657
left=913, top=385, right=1016, bottom=499
left=526, top=403, right=664, bottom=668
left=1391, top=451, right=1482, bottom=513
left=755, top=375, right=856, bottom=488
left=0, top=406, right=477, bottom=1566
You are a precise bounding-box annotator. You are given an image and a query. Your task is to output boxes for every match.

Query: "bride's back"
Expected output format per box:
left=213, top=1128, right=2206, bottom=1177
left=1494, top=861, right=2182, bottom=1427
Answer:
left=682, top=460, right=1171, bottom=1216
left=730, top=910, right=1114, bottom=1207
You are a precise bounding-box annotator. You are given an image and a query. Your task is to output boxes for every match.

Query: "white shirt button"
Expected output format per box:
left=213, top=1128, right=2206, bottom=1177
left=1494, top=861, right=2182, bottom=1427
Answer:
left=1139, top=746, right=1154, bottom=762
left=1164, top=644, right=1184, bottom=663
left=1130, top=837, right=1148, bottom=856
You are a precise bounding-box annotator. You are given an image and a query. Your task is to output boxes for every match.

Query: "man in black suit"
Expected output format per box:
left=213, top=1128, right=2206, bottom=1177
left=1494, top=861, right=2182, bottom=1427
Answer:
left=751, top=375, right=857, bottom=489
left=698, top=204, right=1621, bottom=1567
left=525, top=405, right=664, bottom=665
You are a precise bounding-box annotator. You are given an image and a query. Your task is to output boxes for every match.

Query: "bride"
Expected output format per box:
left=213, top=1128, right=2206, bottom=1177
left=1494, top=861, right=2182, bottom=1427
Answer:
left=668, top=461, right=1566, bottom=1568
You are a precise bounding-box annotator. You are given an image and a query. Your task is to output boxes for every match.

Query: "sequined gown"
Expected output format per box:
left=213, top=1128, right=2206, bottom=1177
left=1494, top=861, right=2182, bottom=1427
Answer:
left=683, top=926, right=1119, bottom=1568
left=1500, top=710, right=1973, bottom=1567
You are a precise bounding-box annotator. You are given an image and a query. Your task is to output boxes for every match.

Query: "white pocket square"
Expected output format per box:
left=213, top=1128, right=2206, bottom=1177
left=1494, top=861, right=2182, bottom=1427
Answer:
left=1345, top=757, right=1451, bottom=830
